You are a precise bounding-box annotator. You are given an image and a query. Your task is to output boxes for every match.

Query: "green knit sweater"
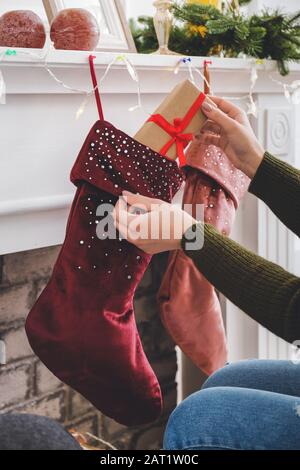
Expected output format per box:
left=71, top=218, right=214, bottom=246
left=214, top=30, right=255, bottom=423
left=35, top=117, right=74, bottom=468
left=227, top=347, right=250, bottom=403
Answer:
left=181, top=152, right=300, bottom=343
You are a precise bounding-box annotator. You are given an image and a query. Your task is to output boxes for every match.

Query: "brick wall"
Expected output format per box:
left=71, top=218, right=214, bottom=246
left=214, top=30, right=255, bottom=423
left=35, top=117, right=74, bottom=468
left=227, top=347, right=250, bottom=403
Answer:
left=0, top=247, right=177, bottom=450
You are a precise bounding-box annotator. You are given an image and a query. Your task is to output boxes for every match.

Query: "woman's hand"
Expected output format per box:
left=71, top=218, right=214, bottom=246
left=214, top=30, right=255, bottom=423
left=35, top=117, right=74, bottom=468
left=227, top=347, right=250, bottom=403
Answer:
left=112, top=191, right=196, bottom=255
left=200, top=96, right=265, bottom=179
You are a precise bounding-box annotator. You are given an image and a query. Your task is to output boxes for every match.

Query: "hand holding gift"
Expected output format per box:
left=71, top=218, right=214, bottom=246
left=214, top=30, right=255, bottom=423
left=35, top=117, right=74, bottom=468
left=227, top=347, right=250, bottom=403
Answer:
left=200, top=96, right=265, bottom=178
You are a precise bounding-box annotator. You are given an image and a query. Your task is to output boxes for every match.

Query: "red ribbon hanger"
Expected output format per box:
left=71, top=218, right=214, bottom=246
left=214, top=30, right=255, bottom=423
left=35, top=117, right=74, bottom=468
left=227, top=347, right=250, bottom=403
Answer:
left=89, top=54, right=104, bottom=121
left=147, top=92, right=206, bottom=167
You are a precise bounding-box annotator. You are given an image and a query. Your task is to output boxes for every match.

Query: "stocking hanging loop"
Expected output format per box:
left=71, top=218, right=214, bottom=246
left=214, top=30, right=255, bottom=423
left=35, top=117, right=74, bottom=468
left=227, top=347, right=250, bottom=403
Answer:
left=203, top=60, right=212, bottom=95
left=89, top=54, right=104, bottom=121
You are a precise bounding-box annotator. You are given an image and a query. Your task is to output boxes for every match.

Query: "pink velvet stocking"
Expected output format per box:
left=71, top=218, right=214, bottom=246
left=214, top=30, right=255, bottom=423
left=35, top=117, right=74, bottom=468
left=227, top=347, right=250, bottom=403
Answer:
left=158, top=141, right=249, bottom=375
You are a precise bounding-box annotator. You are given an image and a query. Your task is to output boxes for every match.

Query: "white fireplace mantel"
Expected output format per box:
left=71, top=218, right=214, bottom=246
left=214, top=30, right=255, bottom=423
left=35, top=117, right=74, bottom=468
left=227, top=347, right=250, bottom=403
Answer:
left=1, top=48, right=300, bottom=384
left=1, top=49, right=300, bottom=96
left=1, top=49, right=299, bottom=257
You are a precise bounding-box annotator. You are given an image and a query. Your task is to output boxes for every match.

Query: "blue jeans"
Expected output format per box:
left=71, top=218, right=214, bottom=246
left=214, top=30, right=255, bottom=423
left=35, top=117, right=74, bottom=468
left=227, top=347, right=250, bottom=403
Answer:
left=164, top=360, right=300, bottom=450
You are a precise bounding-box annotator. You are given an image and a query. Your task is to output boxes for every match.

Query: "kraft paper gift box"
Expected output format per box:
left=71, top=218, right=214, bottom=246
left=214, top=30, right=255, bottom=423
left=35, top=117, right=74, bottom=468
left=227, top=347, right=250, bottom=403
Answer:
left=134, top=79, right=207, bottom=165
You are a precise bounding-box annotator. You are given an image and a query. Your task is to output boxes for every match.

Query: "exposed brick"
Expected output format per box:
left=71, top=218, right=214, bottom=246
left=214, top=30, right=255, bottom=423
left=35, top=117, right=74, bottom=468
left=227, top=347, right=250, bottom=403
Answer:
left=35, top=278, right=49, bottom=300
left=102, top=416, right=128, bottom=439
left=2, top=324, right=33, bottom=363
left=0, top=362, right=31, bottom=409
left=2, top=246, right=61, bottom=285
left=68, top=390, right=93, bottom=420
left=10, top=391, right=66, bottom=421
left=35, top=361, right=62, bottom=395
left=0, top=284, right=31, bottom=325
left=67, top=414, right=99, bottom=436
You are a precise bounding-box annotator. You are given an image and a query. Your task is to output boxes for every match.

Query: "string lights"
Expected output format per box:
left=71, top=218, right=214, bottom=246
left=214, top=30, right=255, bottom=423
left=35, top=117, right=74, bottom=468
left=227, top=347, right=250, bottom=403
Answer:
left=0, top=45, right=299, bottom=119
left=0, top=42, right=142, bottom=117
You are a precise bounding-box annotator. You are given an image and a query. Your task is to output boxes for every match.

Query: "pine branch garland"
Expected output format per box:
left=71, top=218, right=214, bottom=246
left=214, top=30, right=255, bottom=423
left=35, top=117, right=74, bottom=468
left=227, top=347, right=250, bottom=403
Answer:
left=130, top=3, right=300, bottom=75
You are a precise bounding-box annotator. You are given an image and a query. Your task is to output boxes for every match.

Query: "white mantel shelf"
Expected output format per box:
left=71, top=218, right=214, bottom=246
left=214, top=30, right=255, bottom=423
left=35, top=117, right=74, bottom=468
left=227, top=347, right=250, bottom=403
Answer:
left=0, top=48, right=300, bottom=257
left=2, top=48, right=300, bottom=71
left=1, top=48, right=300, bottom=95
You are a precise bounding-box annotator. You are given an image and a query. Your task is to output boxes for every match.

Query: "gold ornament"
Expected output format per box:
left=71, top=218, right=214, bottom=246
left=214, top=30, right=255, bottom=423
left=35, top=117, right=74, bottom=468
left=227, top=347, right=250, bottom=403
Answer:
left=188, top=24, right=208, bottom=38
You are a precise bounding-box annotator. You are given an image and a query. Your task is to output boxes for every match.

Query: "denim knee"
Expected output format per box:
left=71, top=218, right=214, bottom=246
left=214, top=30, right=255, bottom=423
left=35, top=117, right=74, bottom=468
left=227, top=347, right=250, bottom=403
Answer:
left=163, top=389, right=206, bottom=450
left=163, top=384, right=300, bottom=451
left=202, top=360, right=258, bottom=390
left=163, top=387, right=238, bottom=450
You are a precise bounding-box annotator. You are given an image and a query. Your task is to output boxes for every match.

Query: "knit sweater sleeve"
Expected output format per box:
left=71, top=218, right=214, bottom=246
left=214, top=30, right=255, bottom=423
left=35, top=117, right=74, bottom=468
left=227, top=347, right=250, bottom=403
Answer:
left=181, top=224, right=300, bottom=343
left=181, top=152, right=300, bottom=343
left=249, top=152, right=300, bottom=237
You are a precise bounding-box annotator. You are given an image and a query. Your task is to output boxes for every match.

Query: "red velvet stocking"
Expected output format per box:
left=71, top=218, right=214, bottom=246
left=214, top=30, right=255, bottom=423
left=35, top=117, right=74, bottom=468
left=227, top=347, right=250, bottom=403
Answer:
left=26, top=117, right=183, bottom=424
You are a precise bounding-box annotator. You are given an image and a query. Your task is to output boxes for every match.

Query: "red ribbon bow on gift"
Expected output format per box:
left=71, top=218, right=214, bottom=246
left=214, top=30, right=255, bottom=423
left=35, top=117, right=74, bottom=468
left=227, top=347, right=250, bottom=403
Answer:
left=147, top=92, right=206, bottom=167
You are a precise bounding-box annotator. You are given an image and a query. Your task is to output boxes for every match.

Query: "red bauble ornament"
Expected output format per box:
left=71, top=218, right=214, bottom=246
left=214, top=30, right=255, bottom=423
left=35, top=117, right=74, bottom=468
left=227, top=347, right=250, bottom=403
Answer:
left=0, top=10, right=46, bottom=49
left=50, top=9, right=100, bottom=51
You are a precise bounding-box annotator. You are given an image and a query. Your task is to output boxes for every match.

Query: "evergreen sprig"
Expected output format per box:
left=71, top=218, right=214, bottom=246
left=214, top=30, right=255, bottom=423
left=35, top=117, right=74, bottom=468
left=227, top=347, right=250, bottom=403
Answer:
left=130, top=2, right=300, bottom=75
left=172, top=3, right=223, bottom=23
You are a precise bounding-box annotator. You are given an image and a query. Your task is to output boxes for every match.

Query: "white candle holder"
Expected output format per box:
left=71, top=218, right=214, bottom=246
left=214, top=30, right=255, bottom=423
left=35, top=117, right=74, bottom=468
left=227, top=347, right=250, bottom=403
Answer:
left=152, top=0, right=179, bottom=55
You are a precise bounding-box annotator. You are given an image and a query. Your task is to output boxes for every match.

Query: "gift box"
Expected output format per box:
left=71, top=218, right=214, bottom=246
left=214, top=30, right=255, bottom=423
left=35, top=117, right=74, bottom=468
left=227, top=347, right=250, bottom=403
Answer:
left=134, top=79, right=207, bottom=165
